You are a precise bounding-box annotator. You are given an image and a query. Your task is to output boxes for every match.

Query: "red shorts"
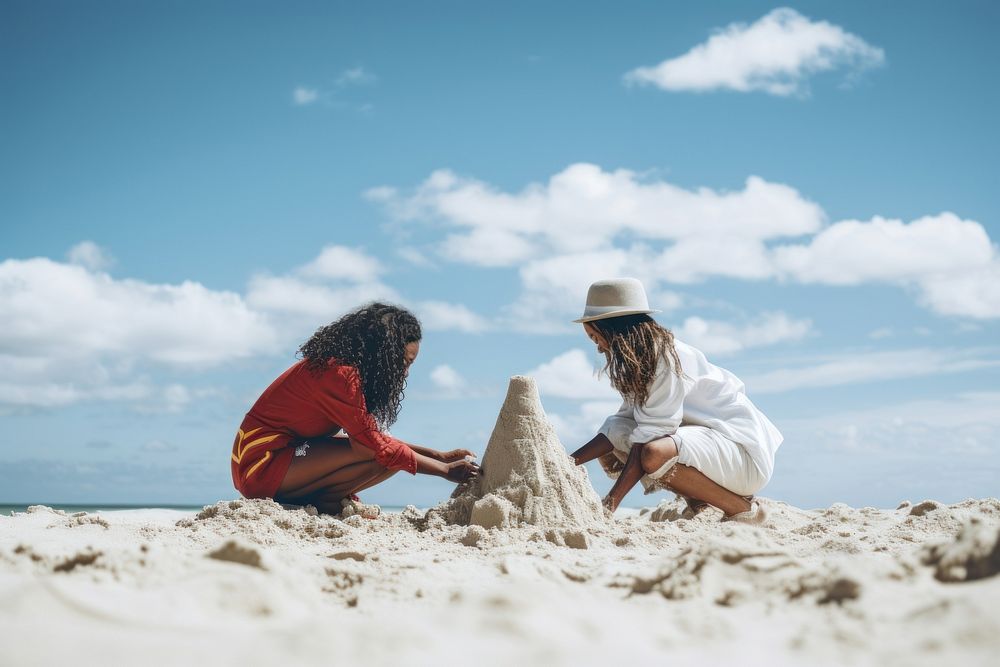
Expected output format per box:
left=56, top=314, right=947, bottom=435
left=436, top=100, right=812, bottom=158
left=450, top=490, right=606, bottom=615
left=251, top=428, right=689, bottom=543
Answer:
left=230, top=427, right=296, bottom=499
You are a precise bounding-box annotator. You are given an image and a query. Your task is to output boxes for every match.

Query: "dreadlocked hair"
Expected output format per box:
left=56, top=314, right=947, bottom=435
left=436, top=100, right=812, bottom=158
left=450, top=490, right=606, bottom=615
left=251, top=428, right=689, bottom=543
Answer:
left=298, top=302, right=422, bottom=430
left=589, top=314, right=683, bottom=406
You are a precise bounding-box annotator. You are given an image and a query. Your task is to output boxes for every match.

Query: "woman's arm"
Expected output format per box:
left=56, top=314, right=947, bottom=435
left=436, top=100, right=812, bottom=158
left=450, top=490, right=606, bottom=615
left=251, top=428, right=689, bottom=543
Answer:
left=409, top=443, right=476, bottom=463
left=413, top=451, right=479, bottom=482
left=571, top=433, right=614, bottom=465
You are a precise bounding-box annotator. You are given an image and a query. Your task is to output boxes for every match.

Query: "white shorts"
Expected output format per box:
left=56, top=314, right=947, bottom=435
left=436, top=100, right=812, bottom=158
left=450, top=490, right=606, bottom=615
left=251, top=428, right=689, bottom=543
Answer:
left=609, top=426, right=767, bottom=497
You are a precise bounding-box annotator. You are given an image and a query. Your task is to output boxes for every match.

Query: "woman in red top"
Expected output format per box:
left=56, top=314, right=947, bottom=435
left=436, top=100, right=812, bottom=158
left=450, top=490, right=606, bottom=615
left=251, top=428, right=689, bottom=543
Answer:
left=231, top=302, right=479, bottom=513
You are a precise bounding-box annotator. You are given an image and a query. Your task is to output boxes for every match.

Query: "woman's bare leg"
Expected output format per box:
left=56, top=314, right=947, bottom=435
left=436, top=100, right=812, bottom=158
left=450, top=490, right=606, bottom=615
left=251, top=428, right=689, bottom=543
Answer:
left=640, top=437, right=752, bottom=517
left=275, top=437, right=398, bottom=514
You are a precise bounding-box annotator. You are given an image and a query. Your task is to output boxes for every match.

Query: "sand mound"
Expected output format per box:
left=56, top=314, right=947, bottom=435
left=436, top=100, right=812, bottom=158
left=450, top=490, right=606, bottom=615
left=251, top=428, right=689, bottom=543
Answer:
left=922, top=519, right=1000, bottom=582
left=432, top=375, right=605, bottom=529
left=177, top=498, right=347, bottom=544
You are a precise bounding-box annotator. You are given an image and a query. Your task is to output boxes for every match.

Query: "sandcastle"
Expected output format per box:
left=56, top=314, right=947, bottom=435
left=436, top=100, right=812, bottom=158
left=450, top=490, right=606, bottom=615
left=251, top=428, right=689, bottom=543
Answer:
left=436, top=375, right=606, bottom=529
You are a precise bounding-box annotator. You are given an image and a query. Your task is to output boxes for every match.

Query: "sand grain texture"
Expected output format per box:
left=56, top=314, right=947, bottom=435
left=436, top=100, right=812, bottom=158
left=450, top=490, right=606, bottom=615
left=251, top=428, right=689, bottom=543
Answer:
left=2, top=496, right=1000, bottom=666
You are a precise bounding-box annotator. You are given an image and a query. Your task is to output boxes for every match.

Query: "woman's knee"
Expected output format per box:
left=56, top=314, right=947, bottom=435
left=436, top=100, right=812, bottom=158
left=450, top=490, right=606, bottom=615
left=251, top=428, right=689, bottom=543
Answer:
left=640, top=436, right=677, bottom=473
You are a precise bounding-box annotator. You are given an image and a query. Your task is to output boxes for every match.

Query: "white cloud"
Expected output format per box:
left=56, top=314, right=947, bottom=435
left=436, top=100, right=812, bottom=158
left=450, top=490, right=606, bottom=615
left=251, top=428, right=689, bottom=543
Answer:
left=396, top=247, right=435, bottom=268
left=67, top=241, right=113, bottom=272
left=429, top=365, right=466, bottom=391
left=368, top=164, right=824, bottom=268
left=414, top=300, right=489, bottom=333
left=0, top=258, right=278, bottom=367
left=918, top=263, right=1000, bottom=320
left=747, top=347, right=1000, bottom=394
left=773, top=213, right=993, bottom=285
left=773, top=213, right=1000, bottom=319
left=528, top=349, right=618, bottom=401
left=624, top=8, right=884, bottom=96
left=246, top=275, right=397, bottom=319
left=292, top=86, right=320, bottom=105
left=547, top=400, right=623, bottom=448
left=0, top=244, right=485, bottom=410
left=0, top=255, right=280, bottom=410
left=371, top=164, right=1000, bottom=320
left=298, top=245, right=384, bottom=282
left=246, top=247, right=488, bottom=334
left=673, top=312, right=812, bottom=356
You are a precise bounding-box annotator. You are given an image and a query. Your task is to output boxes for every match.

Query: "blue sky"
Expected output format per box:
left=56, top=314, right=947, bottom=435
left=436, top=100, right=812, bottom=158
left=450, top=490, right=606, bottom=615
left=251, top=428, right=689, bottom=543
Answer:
left=2, top=1, right=998, bottom=509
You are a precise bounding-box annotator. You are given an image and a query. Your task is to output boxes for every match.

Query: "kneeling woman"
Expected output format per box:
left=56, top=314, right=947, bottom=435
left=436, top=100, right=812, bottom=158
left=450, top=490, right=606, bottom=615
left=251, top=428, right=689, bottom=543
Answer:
left=231, top=302, right=479, bottom=514
left=571, top=279, right=782, bottom=524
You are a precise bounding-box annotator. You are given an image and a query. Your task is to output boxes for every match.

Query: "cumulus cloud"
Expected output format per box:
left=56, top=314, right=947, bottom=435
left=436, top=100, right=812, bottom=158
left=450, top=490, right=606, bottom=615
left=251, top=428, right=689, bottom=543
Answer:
left=245, top=245, right=489, bottom=333
left=429, top=365, right=466, bottom=392
left=529, top=349, right=618, bottom=401
left=773, top=213, right=1000, bottom=319
left=624, top=8, right=884, bottom=96
left=299, top=245, right=384, bottom=282
left=292, top=86, right=320, bottom=105
left=367, top=163, right=824, bottom=267
left=673, top=312, right=813, bottom=356
left=0, top=255, right=280, bottom=410
left=370, top=164, right=1000, bottom=320
left=414, top=301, right=489, bottom=333
left=1, top=242, right=490, bottom=409
left=0, top=258, right=278, bottom=367
left=747, top=347, right=1000, bottom=394
left=246, top=274, right=398, bottom=318
left=67, top=241, right=114, bottom=272
left=547, top=400, right=623, bottom=449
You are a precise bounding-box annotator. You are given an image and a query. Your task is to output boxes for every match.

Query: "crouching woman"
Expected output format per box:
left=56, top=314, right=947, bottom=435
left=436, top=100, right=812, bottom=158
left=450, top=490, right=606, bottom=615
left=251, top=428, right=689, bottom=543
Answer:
left=231, top=302, right=479, bottom=514
left=570, top=279, right=782, bottom=524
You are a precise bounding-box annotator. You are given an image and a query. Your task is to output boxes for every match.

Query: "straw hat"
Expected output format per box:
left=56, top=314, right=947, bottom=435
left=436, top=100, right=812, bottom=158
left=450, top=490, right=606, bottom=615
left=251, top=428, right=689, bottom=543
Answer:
left=572, top=278, right=659, bottom=323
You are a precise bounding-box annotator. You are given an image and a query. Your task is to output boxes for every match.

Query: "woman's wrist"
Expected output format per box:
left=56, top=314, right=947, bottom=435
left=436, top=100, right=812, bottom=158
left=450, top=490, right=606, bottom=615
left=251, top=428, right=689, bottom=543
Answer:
left=410, top=444, right=443, bottom=461
left=414, top=452, right=449, bottom=476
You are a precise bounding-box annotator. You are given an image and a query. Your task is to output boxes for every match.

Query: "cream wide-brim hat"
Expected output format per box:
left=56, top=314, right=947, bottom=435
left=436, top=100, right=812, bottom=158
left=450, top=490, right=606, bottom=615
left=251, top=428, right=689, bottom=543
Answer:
left=572, top=277, right=660, bottom=323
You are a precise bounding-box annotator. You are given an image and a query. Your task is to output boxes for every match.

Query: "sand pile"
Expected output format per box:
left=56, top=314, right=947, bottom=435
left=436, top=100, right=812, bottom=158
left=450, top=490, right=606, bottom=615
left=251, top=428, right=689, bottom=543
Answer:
left=434, top=375, right=605, bottom=529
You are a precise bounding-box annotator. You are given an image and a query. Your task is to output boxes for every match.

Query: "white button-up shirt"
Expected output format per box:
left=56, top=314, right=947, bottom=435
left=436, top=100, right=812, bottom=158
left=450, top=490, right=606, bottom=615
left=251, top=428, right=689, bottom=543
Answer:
left=599, top=339, right=783, bottom=481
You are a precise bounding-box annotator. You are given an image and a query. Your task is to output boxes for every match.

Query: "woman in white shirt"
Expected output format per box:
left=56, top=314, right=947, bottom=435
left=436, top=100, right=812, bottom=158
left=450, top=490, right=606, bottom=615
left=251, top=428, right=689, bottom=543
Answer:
left=570, top=278, right=782, bottom=524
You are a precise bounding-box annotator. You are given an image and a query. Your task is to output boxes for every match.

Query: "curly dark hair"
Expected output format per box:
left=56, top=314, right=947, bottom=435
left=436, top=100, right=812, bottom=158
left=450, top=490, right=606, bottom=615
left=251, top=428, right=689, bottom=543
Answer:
left=298, top=302, right=422, bottom=429
left=589, top=314, right=682, bottom=406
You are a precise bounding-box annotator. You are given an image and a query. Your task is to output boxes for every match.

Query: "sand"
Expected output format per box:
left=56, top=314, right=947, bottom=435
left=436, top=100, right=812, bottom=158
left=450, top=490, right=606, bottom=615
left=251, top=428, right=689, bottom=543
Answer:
left=0, top=499, right=1000, bottom=665
left=1, top=497, right=999, bottom=665
left=2, top=377, right=998, bottom=664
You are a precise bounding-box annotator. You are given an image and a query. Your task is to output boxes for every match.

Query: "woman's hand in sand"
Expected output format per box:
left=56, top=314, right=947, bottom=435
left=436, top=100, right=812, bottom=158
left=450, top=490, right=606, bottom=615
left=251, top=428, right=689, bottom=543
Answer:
left=445, top=459, right=480, bottom=483
left=436, top=448, right=477, bottom=463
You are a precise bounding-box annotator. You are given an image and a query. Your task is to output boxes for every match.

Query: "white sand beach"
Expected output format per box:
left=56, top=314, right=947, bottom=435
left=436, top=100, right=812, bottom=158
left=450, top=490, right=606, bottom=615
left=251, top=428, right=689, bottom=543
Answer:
left=1, top=496, right=999, bottom=666
left=2, top=375, right=998, bottom=665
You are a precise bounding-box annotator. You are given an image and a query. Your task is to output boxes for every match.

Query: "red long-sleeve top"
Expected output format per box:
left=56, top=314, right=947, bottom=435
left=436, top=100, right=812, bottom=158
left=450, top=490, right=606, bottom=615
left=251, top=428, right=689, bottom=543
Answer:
left=231, top=359, right=417, bottom=499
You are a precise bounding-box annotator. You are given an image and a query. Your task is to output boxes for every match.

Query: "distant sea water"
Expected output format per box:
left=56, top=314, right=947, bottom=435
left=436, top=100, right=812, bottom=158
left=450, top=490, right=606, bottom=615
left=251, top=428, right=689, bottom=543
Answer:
left=0, top=503, right=205, bottom=516
left=0, top=503, right=411, bottom=516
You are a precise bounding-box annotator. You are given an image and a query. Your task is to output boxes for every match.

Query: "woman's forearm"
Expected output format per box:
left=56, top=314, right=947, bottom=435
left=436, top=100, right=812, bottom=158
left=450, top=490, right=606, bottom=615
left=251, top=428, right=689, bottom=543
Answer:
left=413, top=451, right=449, bottom=476
left=571, top=433, right=614, bottom=465
left=409, top=443, right=441, bottom=460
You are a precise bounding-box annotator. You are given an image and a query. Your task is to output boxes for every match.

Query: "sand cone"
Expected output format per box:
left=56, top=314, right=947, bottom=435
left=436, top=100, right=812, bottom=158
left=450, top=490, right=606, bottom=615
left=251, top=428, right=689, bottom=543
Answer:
left=439, top=375, right=605, bottom=529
